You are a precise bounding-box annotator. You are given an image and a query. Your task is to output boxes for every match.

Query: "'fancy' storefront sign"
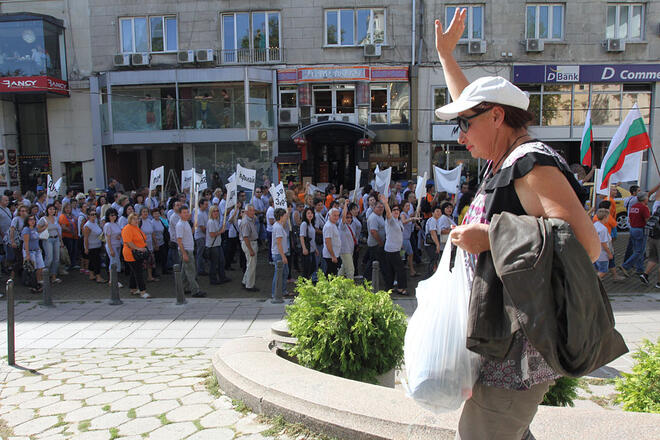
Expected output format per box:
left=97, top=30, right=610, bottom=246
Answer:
left=0, top=76, right=69, bottom=95
left=513, top=64, right=660, bottom=84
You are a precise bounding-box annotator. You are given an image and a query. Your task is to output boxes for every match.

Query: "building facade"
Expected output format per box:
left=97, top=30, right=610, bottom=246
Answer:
left=0, top=1, right=658, bottom=193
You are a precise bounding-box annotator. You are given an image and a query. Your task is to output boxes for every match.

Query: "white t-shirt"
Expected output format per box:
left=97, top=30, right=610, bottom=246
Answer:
left=322, top=221, right=341, bottom=259
left=424, top=216, right=439, bottom=247
left=437, top=215, right=456, bottom=245
left=594, top=221, right=611, bottom=262
left=266, top=206, right=275, bottom=232
left=176, top=220, right=194, bottom=251
left=271, top=222, right=289, bottom=257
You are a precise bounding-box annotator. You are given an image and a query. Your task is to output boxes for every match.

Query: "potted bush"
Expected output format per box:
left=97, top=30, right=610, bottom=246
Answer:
left=286, top=273, right=408, bottom=386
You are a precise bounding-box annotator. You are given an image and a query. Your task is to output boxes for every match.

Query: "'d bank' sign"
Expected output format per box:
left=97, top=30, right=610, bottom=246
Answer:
left=513, top=64, right=660, bottom=84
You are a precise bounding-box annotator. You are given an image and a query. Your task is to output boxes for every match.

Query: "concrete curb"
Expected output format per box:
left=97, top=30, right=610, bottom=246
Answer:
left=213, top=336, right=660, bottom=440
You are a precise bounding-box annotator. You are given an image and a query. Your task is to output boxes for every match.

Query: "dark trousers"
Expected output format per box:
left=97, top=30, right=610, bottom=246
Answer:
left=88, top=247, right=102, bottom=275
left=63, top=237, right=79, bottom=268
left=209, top=246, right=227, bottom=283
left=127, top=260, right=146, bottom=291
left=324, top=257, right=340, bottom=276
left=384, top=250, right=407, bottom=290
left=302, top=252, right=316, bottom=279
left=156, top=245, right=168, bottom=275
left=224, top=236, right=241, bottom=269
left=364, top=245, right=385, bottom=281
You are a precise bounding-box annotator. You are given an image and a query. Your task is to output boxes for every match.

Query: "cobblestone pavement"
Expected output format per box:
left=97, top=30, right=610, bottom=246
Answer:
left=1, top=232, right=654, bottom=302
left=0, top=293, right=658, bottom=439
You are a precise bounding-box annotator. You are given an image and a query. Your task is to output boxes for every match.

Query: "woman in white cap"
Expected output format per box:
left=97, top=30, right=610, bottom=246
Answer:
left=435, top=9, right=601, bottom=440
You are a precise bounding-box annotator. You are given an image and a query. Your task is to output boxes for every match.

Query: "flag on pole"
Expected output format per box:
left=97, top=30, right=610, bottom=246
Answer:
left=433, top=164, right=463, bottom=194
left=181, top=169, right=193, bottom=190
left=353, top=166, right=362, bottom=202
left=236, top=164, right=256, bottom=191
left=594, top=168, right=610, bottom=196
left=415, top=172, right=427, bottom=201
left=195, top=170, right=207, bottom=192
left=46, top=175, right=62, bottom=198
left=307, top=184, right=322, bottom=195
left=225, top=179, right=237, bottom=208
left=600, top=104, right=651, bottom=190
left=269, top=182, right=287, bottom=210
left=580, top=107, right=593, bottom=167
left=374, top=167, right=391, bottom=196
left=227, top=172, right=236, bottom=183
left=149, top=166, right=164, bottom=191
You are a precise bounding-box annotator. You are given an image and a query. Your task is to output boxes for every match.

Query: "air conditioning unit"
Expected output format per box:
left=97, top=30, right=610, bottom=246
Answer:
left=131, top=53, right=150, bottom=66
left=195, top=49, right=215, bottom=62
left=606, top=38, right=625, bottom=52
left=278, top=108, right=299, bottom=126
left=363, top=44, right=381, bottom=57
left=177, top=50, right=195, bottom=63
left=525, top=39, right=544, bottom=52
left=113, top=54, right=130, bottom=67
left=468, top=40, right=487, bottom=54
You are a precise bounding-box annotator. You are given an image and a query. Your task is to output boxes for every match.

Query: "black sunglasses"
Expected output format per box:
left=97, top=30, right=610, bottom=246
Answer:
left=452, top=106, right=492, bottom=135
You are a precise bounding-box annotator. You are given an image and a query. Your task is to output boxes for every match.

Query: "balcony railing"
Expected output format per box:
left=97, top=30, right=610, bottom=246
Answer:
left=220, top=48, right=283, bottom=64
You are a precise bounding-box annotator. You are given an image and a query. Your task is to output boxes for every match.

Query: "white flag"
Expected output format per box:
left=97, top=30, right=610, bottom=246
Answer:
left=375, top=164, right=380, bottom=174
left=47, top=175, right=62, bottom=198
left=349, top=187, right=363, bottom=201
left=225, top=179, right=237, bottom=208
left=236, top=164, right=256, bottom=191
left=353, top=166, right=362, bottom=202
left=374, top=167, right=391, bottom=196
left=227, top=172, right=236, bottom=183
left=181, top=169, right=194, bottom=190
left=149, top=166, right=164, bottom=191
left=269, top=182, right=287, bottom=210
left=415, top=172, right=428, bottom=201
left=307, top=184, right=322, bottom=196
left=433, top=164, right=463, bottom=194
left=195, top=170, right=208, bottom=192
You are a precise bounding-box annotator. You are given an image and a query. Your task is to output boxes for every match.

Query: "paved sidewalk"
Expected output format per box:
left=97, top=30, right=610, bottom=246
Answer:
left=0, top=295, right=658, bottom=439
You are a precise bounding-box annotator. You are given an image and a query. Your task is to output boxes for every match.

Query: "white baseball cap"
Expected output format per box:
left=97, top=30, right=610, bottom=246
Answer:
left=434, top=76, right=529, bottom=120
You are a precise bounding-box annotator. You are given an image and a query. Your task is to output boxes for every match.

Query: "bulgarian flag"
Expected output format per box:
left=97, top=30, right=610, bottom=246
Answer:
left=579, top=107, right=593, bottom=166
left=599, top=104, right=651, bottom=190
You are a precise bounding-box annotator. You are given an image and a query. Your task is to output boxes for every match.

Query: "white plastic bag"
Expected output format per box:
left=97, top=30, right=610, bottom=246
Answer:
left=403, top=240, right=480, bottom=413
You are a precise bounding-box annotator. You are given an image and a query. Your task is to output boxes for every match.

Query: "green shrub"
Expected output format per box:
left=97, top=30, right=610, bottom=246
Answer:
left=542, top=376, right=579, bottom=407
left=615, top=338, right=660, bottom=413
left=286, top=273, right=407, bottom=384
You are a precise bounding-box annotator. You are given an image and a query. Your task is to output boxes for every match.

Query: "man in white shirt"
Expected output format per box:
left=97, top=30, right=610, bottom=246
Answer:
left=365, top=202, right=386, bottom=281
left=323, top=208, right=342, bottom=276
left=176, top=207, right=206, bottom=297
left=167, top=201, right=182, bottom=266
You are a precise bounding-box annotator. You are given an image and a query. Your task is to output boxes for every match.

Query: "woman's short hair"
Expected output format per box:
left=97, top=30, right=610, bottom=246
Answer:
left=440, top=201, right=453, bottom=212
left=126, top=213, right=139, bottom=225
left=274, top=208, right=286, bottom=221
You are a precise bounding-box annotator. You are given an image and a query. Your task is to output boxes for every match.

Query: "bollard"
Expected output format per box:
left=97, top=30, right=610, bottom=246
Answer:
left=109, top=263, right=123, bottom=305
left=40, top=268, right=54, bottom=308
left=173, top=264, right=186, bottom=305
left=7, top=279, right=15, bottom=366
left=372, top=261, right=380, bottom=293
left=272, top=260, right=284, bottom=303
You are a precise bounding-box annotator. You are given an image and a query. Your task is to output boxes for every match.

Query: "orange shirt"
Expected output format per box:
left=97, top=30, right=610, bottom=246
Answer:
left=325, top=194, right=334, bottom=209
left=59, top=213, right=77, bottom=239
left=121, top=224, right=147, bottom=262
left=606, top=196, right=617, bottom=220
left=592, top=214, right=617, bottom=234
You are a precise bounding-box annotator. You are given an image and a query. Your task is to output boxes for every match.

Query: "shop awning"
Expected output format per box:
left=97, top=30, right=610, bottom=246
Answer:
left=290, top=120, right=376, bottom=140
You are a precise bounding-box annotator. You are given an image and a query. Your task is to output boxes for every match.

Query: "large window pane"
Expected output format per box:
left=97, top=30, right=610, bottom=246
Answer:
left=250, top=84, right=272, bottom=129
left=538, top=6, right=548, bottom=39
left=592, top=93, right=621, bottom=126
left=236, top=13, right=250, bottom=49
left=390, top=82, right=409, bottom=124
left=371, top=89, right=387, bottom=113
left=357, top=9, right=370, bottom=44
left=372, top=9, right=385, bottom=44
left=541, top=93, right=571, bottom=126
left=150, top=17, right=164, bottom=52
left=178, top=84, right=245, bottom=129
left=447, top=6, right=468, bottom=39
left=268, top=13, right=280, bottom=48
left=472, top=7, right=483, bottom=39
left=165, top=17, right=177, bottom=51
left=606, top=6, right=616, bottom=38
left=618, top=5, right=628, bottom=39
left=434, top=88, right=448, bottom=122
left=326, top=11, right=338, bottom=44
left=526, top=6, right=536, bottom=38
left=552, top=6, right=562, bottom=39
left=336, top=90, right=354, bottom=113
left=120, top=19, right=133, bottom=52
left=252, top=12, right=266, bottom=50
left=314, top=90, right=331, bottom=114
left=527, top=94, right=541, bottom=126
left=340, top=9, right=354, bottom=45
left=573, top=87, right=589, bottom=126
left=631, top=6, right=642, bottom=39
left=623, top=92, right=651, bottom=125
left=112, top=87, right=163, bottom=132
left=223, top=15, right=235, bottom=50
left=134, top=18, right=148, bottom=52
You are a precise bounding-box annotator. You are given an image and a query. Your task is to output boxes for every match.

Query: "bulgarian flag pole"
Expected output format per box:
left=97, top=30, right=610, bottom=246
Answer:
left=599, top=103, right=652, bottom=191
left=579, top=107, right=593, bottom=167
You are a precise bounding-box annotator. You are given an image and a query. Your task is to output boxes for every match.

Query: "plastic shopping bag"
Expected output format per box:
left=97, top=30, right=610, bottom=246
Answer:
left=403, top=240, right=480, bottom=413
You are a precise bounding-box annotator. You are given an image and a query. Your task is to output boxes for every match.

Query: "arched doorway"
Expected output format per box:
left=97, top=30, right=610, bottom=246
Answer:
left=291, top=121, right=375, bottom=187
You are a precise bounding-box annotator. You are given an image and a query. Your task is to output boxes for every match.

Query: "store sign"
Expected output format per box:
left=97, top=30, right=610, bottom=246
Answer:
left=513, top=64, right=660, bottom=84
left=278, top=66, right=408, bottom=83
left=0, top=76, right=69, bottom=95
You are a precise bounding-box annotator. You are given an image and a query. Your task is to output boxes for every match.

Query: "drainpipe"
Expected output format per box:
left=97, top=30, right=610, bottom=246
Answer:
left=411, top=0, right=416, bottom=65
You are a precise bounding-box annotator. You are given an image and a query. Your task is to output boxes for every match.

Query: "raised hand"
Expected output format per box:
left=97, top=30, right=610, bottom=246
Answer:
left=435, top=8, right=467, bottom=59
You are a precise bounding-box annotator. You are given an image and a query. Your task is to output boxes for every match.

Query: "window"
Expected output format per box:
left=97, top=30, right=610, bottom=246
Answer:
left=445, top=5, right=484, bottom=41
left=119, top=16, right=177, bottom=53
left=221, top=12, right=281, bottom=63
left=370, top=86, right=388, bottom=124
left=279, top=87, right=297, bottom=109
left=325, top=8, right=386, bottom=46
left=433, top=87, right=450, bottom=122
left=526, top=4, right=563, bottom=40
left=607, top=3, right=644, bottom=40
